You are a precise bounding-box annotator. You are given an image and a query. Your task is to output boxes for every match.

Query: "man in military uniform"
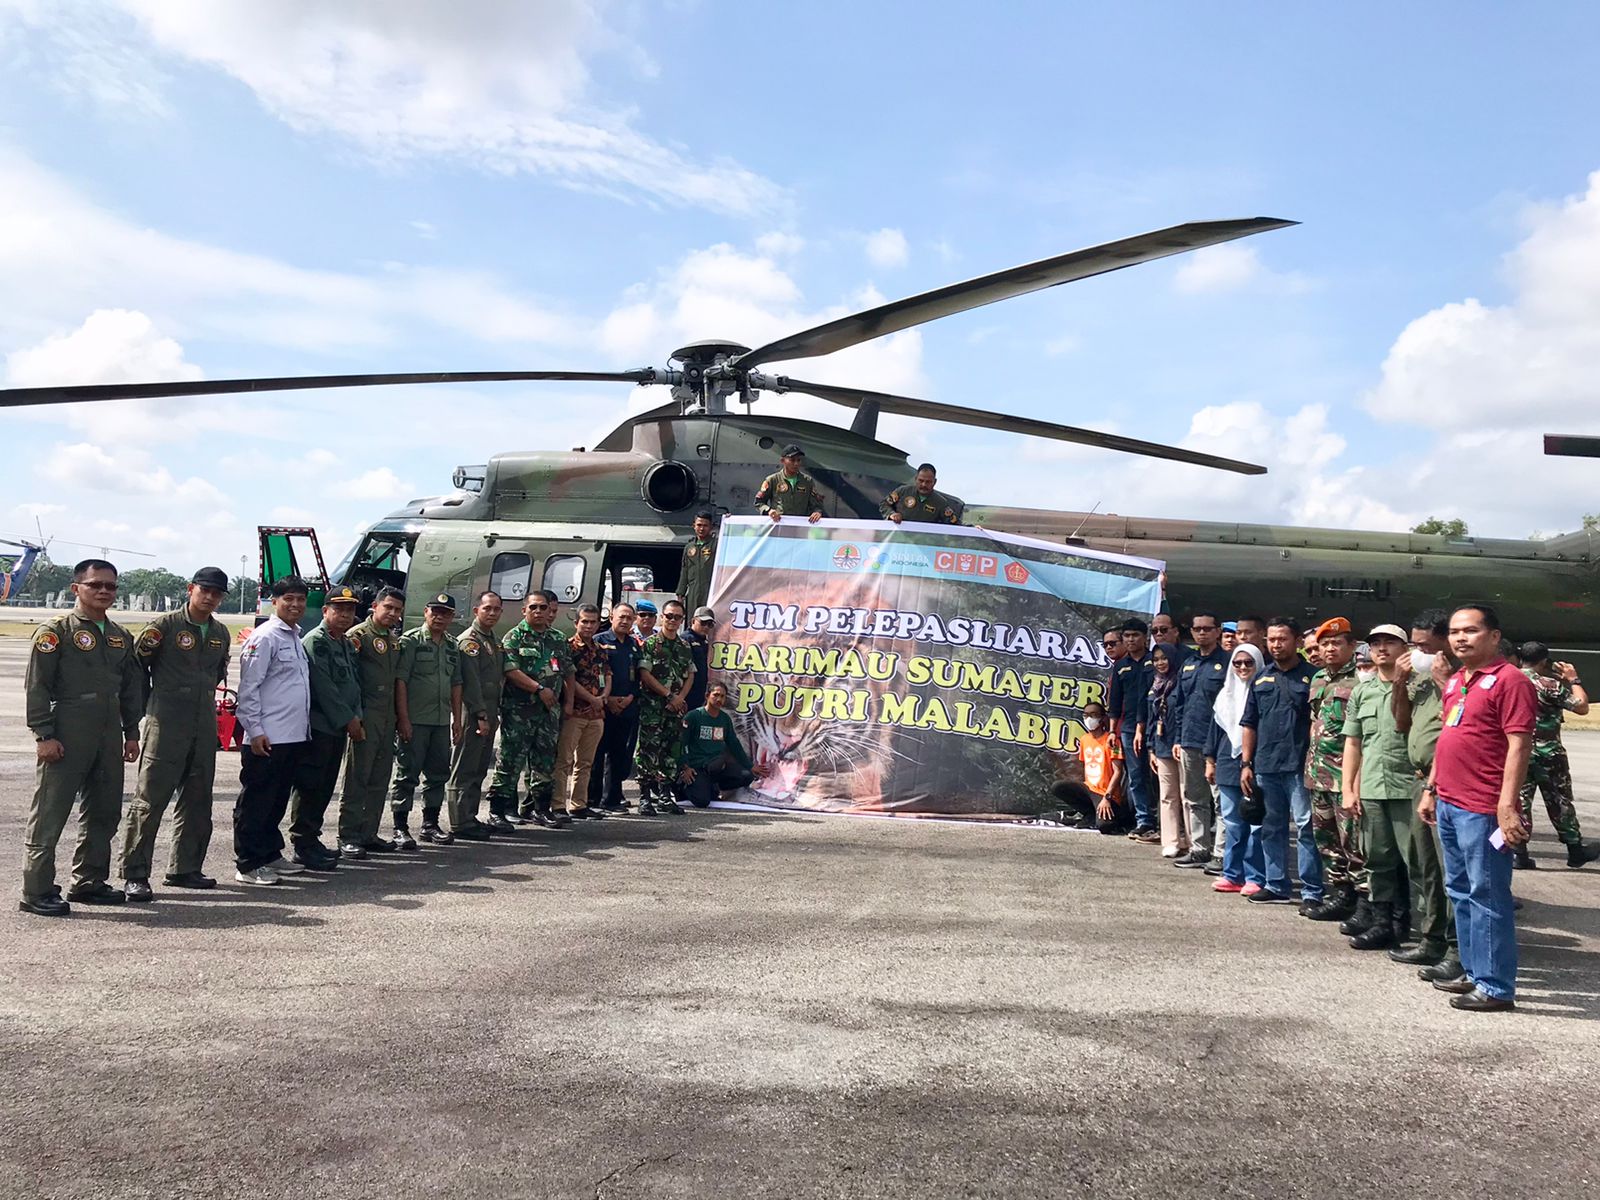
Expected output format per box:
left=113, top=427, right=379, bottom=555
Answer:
left=754, top=444, right=827, bottom=523
left=633, top=600, right=656, bottom=646
left=1303, top=617, right=1366, bottom=922
left=880, top=463, right=962, bottom=525
left=117, top=566, right=231, bottom=900
left=390, top=592, right=465, bottom=847
left=338, top=585, right=405, bottom=857
left=678, top=511, right=719, bottom=613
left=286, top=586, right=364, bottom=869
left=487, top=589, right=572, bottom=828
left=448, top=591, right=505, bottom=839
left=1515, top=641, right=1600, bottom=868
left=20, top=559, right=143, bottom=915
left=635, top=598, right=696, bottom=815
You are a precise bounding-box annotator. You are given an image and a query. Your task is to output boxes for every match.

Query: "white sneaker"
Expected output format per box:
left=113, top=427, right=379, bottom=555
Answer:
left=270, top=856, right=305, bottom=876
left=235, top=865, right=280, bottom=886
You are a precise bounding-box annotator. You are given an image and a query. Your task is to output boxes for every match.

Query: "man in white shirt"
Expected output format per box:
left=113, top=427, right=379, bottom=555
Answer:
left=233, top=577, right=313, bottom=886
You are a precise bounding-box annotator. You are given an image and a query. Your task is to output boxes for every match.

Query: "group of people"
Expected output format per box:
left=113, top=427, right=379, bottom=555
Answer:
left=20, top=557, right=764, bottom=912
left=1057, top=606, right=1598, bottom=1014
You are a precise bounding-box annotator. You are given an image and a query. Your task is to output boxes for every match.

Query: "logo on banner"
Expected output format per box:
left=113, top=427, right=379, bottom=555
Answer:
left=933, top=550, right=997, bottom=577
left=832, top=544, right=863, bottom=571
left=1004, top=561, right=1030, bottom=585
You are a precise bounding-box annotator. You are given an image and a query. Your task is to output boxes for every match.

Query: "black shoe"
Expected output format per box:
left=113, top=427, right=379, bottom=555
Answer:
left=1350, top=902, right=1395, bottom=950
left=1307, top=885, right=1356, bottom=922
left=487, top=814, right=516, bottom=834
left=124, top=880, right=154, bottom=903
left=1567, top=841, right=1600, bottom=868
left=659, top=799, right=685, bottom=815
left=454, top=822, right=492, bottom=841
left=338, top=842, right=369, bottom=859
left=1450, top=988, right=1515, bottom=1012
left=572, top=807, right=608, bottom=820
left=637, top=801, right=659, bottom=816
left=164, top=871, right=217, bottom=890
left=1246, top=889, right=1293, bottom=905
left=504, top=810, right=533, bottom=826
left=1419, top=953, right=1464, bottom=983
left=1338, top=897, right=1374, bottom=936
left=66, top=882, right=125, bottom=906
left=18, top=893, right=70, bottom=917
left=1431, top=975, right=1476, bottom=995
left=362, top=837, right=398, bottom=853
left=1513, top=846, right=1537, bottom=870
left=1202, top=861, right=1225, bottom=877
left=1174, top=851, right=1212, bottom=869
left=419, top=825, right=455, bottom=845
left=541, top=809, right=571, bottom=828
left=1298, top=898, right=1321, bottom=917
left=521, top=808, right=550, bottom=827
left=393, top=829, right=418, bottom=851
left=1390, top=941, right=1446, bottom=966
left=601, top=799, right=626, bottom=812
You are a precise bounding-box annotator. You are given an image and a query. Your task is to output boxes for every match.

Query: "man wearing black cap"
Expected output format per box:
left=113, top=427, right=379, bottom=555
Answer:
left=119, top=566, right=233, bottom=899
left=285, top=586, right=364, bottom=870
left=389, top=593, right=464, bottom=848
left=678, top=511, right=719, bottom=614
left=754, top=445, right=826, bottom=523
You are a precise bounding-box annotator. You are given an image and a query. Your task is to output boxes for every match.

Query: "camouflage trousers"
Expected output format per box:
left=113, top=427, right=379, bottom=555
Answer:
left=1309, top=787, right=1366, bottom=890
left=633, top=699, right=683, bottom=796
left=1520, top=746, right=1585, bottom=846
left=486, top=701, right=562, bottom=814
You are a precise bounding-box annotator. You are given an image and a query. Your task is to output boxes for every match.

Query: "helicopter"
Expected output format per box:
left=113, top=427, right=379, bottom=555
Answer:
left=4, top=216, right=1596, bottom=667
left=0, top=538, right=44, bottom=604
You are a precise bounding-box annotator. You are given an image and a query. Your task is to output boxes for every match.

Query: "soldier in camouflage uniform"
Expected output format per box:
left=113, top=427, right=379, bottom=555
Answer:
left=338, top=585, right=406, bottom=856
left=390, top=593, right=464, bottom=847
left=487, top=590, right=572, bottom=828
left=1302, top=617, right=1366, bottom=922
left=634, top=599, right=697, bottom=815
left=677, top=511, right=719, bottom=614
left=754, top=444, right=828, bottom=523
left=448, top=591, right=505, bottom=839
left=879, top=463, right=963, bottom=525
left=1516, top=642, right=1600, bottom=869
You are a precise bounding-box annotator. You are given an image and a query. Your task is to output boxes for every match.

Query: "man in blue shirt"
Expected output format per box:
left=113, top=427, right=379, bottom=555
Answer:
left=1172, top=611, right=1228, bottom=867
left=589, top=602, right=642, bottom=811
left=1239, top=617, right=1323, bottom=906
left=1110, top=618, right=1155, bottom=840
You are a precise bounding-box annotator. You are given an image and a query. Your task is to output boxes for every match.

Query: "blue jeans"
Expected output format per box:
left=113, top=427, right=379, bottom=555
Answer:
left=1119, top=726, right=1151, bottom=828
left=1256, top=770, right=1323, bottom=900
left=1217, top=784, right=1265, bottom=886
left=1438, top=801, right=1517, bottom=1001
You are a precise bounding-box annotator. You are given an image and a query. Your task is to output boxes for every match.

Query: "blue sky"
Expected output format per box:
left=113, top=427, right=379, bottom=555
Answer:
left=5, top=1, right=1600, bottom=574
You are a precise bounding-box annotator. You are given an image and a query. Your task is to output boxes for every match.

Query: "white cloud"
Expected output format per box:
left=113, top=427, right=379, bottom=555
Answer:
left=36, top=441, right=228, bottom=507
left=864, top=227, right=909, bottom=270
left=409, top=219, right=439, bottom=240
left=334, top=467, right=414, bottom=501
left=755, top=231, right=804, bottom=258
left=1173, top=244, right=1261, bottom=294
left=1043, top=334, right=1080, bottom=357
left=5, top=308, right=199, bottom=386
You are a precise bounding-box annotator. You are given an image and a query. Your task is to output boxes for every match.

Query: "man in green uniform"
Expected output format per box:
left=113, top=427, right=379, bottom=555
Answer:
left=1303, top=617, right=1365, bottom=922
left=635, top=598, right=696, bottom=815
left=677, top=510, right=719, bottom=613
left=754, top=444, right=827, bottom=522
left=118, top=565, right=231, bottom=900
left=487, top=589, right=572, bottom=828
left=391, top=592, right=465, bottom=847
left=20, top=559, right=143, bottom=916
left=879, top=462, right=963, bottom=525
left=338, top=585, right=405, bottom=857
left=286, top=585, right=364, bottom=869
left=1515, top=641, right=1600, bottom=868
left=448, top=590, right=505, bottom=840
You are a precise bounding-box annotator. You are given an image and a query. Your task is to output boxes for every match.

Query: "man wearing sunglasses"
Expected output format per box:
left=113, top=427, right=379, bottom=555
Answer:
left=488, top=590, right=573, bottom=829
left=20, top=559, right=143, bottom=915
left=635, top=599, right=696, bottom=815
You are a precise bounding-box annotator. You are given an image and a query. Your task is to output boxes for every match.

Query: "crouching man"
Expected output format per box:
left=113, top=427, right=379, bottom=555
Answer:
left=677, top=683, right=763, bottom=808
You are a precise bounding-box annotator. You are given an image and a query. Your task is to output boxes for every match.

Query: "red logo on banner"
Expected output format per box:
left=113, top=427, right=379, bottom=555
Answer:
left=1004, top=561, right=1030, bottom=585
left=933, top=551, right=999, bottom=577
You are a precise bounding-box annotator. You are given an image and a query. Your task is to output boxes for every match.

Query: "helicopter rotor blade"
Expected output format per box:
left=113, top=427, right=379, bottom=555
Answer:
left=733, top=218, right=1297, bottom=370
left=770, top=377, right=1268, bottom=476
left=0, top=370, right=665, bottom=408
left=1544, top=434, right=1600, bottom=458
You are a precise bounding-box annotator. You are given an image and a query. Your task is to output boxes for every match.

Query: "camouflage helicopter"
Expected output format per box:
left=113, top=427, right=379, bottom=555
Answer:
left=5, top=215, right=1596, bottom=666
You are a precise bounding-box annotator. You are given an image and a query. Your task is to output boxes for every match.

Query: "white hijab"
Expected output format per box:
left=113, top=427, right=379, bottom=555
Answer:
left=1213, top=642, right=1266, bottom=758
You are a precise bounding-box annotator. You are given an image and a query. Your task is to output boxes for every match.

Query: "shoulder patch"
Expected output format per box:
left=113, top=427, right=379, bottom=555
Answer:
left=348, top=632, right=363, bottom=651
left=138, top=627, right=163, bottom=648
left=34, top=630, right=58, bottom=653
left=462, top=640, right=479, bottom=656
left=1258, top=676, right=1275, bottom=684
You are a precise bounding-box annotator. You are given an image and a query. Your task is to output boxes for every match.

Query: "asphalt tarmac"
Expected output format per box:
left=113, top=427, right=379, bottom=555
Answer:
left=1, top=635, right=1597, bottom=1199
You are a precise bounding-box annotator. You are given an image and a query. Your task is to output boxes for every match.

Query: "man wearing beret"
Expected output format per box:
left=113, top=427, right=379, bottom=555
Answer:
left=1303, top=616, right=1367, bottom=924
left=285, top=586, right=364, bottom=870
left=118, top=566, right=232, bottom=900
left=754, top=444, right=827, bottom=523
left=389, top=593, right=464, bottom=848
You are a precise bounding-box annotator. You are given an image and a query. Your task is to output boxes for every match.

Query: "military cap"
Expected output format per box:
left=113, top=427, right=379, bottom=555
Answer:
left=1221, top=621, right=1238, bottom=632
left=426, top=592, right=457, bottom=611
left=635, top=599, right=657, bottom=614
left=692, top=606, right=715, bottom=622
left=1314, top=617, right=1352, bottom=640
left=1367, top=623, right=1408, bottom=643
left=191, top=566, right=229, bottom=590
left=780, top=444, right=805, bottom=458
left=325, top=584, right=361, bottom=606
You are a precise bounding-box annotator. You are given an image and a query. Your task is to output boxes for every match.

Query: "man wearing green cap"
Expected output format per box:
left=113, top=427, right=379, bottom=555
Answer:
left=754, top=444, right=827, bottom=522
left=118, top=565, right=232, bottom=900
left=390, top=593, right=464, bottom=848
left=286, top=586, right=365, bottom=869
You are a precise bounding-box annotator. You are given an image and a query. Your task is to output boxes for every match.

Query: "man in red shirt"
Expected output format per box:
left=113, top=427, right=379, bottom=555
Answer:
left=1418, top=603, right=1536, bottom=1013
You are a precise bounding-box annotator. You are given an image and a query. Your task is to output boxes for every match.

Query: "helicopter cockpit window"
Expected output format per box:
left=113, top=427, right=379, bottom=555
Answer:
left=489, top=552, right=533, bottom=602
left=336, top=531, right=415, bottom=596
left=541, top=555, right=586, bottom=605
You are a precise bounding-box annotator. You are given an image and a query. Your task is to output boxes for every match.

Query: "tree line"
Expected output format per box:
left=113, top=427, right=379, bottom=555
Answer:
left=0, top=552, right=259, bottom=611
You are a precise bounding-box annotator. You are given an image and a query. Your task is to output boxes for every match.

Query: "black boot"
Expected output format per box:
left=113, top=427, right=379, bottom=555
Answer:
left=1350, top=902, right=1395, bottom=950
left=1513, top=845, right=1536, bottom=870
left=1567, top=841, right=1600, bottom=868
left=1419, top=952, right=1464, bottom=983
left=1307, top=884, right=1356, bottom=923
left=1390, top=939, right=1446, bottom=966
left=1392, top=904, right=1412, bottom=944
left=1338, top=896, right=1374, bottom=937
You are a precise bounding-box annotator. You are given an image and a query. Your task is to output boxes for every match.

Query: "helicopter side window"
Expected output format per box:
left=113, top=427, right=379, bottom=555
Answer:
left=541, top=555, right=586, bottom=605
left=489, top=552, right=533, bottom=602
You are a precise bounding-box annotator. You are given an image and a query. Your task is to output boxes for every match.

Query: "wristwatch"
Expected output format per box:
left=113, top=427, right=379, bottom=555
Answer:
left=1241, top=758, right=1253, bottom=768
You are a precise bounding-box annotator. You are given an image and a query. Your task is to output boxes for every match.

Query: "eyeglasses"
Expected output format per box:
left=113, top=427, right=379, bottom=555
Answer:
left=1192, top=624, right=1218, bottom=633
left=79, top=581, right=118, bottom=591
left=663, top=613, right=684, bottom=621
left=1102, top=639, right=1119, bottom=649
left=1232, top=660, right=1255, bottom=670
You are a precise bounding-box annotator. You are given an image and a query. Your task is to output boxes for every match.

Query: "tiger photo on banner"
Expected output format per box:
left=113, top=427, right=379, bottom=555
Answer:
left=704, top=517, right=1163, bottom=819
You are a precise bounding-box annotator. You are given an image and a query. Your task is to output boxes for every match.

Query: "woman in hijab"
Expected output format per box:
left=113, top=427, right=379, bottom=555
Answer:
left=1205, top=642, right=1268, bottom=894
left=1140, top=643, right=1189, bottom=857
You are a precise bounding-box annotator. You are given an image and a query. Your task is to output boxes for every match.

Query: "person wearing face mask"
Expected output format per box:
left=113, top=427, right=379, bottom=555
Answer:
left=1205, top=643, right=1267, bottom=894
left=1053, top=702, right=1129, bottom=833
left=1140, top=643, right=1189, bottom=858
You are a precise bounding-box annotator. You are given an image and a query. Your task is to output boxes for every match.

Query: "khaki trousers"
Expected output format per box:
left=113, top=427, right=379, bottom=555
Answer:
left=553, top=715, right=605, bottom=813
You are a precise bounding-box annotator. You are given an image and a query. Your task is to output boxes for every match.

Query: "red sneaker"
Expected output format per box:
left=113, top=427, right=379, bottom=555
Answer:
left=1212, top=879, right=1245, bottom=893
left=1240, top=882, right=1262, bottom=897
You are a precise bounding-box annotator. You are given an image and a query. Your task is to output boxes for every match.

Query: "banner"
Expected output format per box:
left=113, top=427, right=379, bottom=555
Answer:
left=705, top=517, right=1163, bottom=819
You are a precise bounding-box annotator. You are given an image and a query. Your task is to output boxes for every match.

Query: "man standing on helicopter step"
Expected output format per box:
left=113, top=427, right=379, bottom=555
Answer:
left=678, top=510, right=720, bottom=614
left=635, top=599, right=696, bottom=815
left=755, top=444, right=827, bottom=522
left=879, top=463, right=963, bottom=525
left=487, top=590, right=572, bottom=829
